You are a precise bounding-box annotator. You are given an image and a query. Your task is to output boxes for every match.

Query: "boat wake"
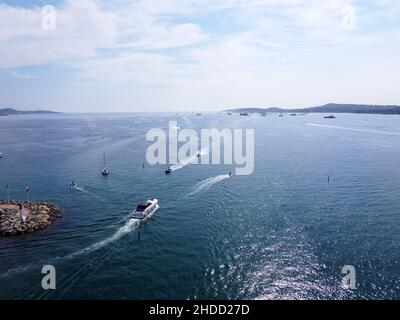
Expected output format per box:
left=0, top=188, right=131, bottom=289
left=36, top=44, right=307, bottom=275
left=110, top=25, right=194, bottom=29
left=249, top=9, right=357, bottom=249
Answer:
left=71, top=185, right=104, bottom=201
left=306, top=123, right=400, bottom=136
left=169, top=148, right=209, bottom=172
left=0, top=218, right=139, bottom=279
left=189, top=174, right=231, bottom=196
left=66, top=218, right=139, bottom=259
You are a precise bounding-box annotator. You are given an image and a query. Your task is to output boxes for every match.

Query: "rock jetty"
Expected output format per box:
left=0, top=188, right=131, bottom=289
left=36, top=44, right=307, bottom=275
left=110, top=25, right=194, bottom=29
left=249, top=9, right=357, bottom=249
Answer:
left=0, top=201, right=61, bottom=236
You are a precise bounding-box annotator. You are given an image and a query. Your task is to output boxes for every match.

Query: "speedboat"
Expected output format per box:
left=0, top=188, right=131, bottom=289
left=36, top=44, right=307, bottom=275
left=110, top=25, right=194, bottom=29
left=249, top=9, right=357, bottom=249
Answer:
left=228, top=172, right=233, bottom=177
left=131, top=198, right=160, bottom=220
left=165, top=166, right=172, bottom=174
left=69, top=181, right=76, bottom=188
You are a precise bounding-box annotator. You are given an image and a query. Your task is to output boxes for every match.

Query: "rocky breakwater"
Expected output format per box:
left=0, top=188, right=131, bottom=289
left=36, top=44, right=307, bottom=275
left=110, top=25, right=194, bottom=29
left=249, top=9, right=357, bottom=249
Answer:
left=0, top=201, right=61, bottom=236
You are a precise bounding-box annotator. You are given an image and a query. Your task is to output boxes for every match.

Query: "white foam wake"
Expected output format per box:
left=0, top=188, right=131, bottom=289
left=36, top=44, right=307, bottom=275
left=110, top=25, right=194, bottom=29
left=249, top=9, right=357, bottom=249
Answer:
left=199, top=147, right=210, bottom=157
left=72, top=185, right=104, bottom=201
left=0, top=218, right=139, bottom=279
left=189, top=174, right=230, bottom=196
left=169, top=148, right=209, bottom=171
left=66, top=218, right=139, bottom=259
left=306, top=123, right=400, bottom=136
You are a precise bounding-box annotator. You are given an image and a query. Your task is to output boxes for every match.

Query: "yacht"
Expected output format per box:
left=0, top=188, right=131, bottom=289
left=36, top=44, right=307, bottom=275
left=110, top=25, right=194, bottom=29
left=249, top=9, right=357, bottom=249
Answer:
left=131, top=198, right=160, bottom=220
left=101, top=152, right=109, bottom=176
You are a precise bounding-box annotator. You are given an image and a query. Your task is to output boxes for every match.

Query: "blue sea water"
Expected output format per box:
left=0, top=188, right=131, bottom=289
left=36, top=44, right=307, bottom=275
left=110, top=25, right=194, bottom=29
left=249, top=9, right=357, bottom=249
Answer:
left=0, top=112, right=399, bottom=299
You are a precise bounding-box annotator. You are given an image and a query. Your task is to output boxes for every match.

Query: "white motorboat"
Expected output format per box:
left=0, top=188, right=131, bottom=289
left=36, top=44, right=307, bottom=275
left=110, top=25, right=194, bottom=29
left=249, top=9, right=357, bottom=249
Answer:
left=131, top=198, right=160, bottom=220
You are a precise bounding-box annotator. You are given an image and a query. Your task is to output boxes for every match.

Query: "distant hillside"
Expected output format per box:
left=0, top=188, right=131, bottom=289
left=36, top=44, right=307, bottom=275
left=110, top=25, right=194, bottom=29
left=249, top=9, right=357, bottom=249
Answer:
left=226, top=103, right=400, bottom=115
left=0, top=108, right=60, bottom=116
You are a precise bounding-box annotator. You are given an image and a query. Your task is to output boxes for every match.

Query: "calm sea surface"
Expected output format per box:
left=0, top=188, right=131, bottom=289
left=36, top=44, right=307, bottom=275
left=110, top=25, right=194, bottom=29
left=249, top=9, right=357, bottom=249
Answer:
left=0, top=113, right=399, bottom=299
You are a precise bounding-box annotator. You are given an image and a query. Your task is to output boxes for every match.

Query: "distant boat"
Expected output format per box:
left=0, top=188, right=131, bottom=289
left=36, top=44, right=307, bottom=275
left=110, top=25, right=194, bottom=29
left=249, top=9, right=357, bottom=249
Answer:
left=101, top=152, right=109, bottom=176
left=165, top=166, right=172, bottom=174
left=261, top=113, right=267, bottom=117
left=290, top=113, right=297, bottom=116
left=196, top=113, right=202, bottom=116
left=278, top=114, right=284, bottom=117
left=240, top=112, right=249, bottom=116
left=0, top=152, right=3, bottom=158
left=324, top=115, right=336, bottom=119
left=227, top=112, right=232, bottom=115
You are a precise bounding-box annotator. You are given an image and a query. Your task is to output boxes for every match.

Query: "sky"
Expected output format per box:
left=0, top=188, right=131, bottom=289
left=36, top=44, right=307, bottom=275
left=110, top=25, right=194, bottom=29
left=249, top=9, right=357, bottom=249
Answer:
left=0, top=0, right=399, bottom=113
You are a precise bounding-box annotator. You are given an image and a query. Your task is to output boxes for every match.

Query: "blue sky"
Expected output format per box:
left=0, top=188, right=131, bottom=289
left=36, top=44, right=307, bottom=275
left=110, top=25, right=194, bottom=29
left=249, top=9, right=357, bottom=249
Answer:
left=0, top=0, right=399, bottom=112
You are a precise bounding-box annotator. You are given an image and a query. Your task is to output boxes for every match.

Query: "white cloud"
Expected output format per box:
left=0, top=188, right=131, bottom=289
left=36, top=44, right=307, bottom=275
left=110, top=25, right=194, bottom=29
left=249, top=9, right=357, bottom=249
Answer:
left=10, top=71, right=37, bottom=79
left=116, top=23, right=206, bottom=50
left=0, top=0, right=399, bottom=111
left=0, top=0, right=116, bottom=68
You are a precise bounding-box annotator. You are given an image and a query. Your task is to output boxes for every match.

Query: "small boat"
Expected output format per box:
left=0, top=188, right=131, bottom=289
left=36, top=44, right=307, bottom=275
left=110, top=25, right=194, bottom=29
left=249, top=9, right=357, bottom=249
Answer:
left=278, top=114, right=284, bottom=117
left=165, top=166, right=172, bottom=174
left=240, top=112, right=249, bottom=116
left=131, top=198, right=160, bottom=220
left=228, top=172, right=233, bottom=177
left=324, top=115, right=336, bottom=119
left=69, top=181, right=76, bottom=189
left=261, top=113, right=267, bottom=117
left=101, top=152, right=109, bottom=176
left=0, top=152, right=3, bottom=158
left=290, top=113, right=297, bottom=116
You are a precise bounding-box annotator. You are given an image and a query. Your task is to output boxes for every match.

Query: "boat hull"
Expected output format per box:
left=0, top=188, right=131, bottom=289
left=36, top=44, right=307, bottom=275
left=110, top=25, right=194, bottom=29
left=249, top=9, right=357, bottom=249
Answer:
left=131, top=204, right=160, bottom=221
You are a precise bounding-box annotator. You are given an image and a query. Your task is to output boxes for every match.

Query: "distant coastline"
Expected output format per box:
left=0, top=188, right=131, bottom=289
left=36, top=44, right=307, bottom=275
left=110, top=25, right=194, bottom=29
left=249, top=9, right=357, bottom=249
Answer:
left=0, top=108, right=61, bottom=116
left=226, top=103, right=400, bottom=115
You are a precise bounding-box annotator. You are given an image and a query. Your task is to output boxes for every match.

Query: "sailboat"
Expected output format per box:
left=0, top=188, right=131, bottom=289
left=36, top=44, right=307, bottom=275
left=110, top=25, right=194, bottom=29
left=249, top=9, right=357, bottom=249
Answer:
left=101, top=151, right=109, bottom=176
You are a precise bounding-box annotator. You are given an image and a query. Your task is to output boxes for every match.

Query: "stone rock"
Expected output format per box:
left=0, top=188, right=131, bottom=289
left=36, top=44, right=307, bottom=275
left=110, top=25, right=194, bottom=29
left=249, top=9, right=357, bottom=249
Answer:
left=0, top=200, right=61, bottom=236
